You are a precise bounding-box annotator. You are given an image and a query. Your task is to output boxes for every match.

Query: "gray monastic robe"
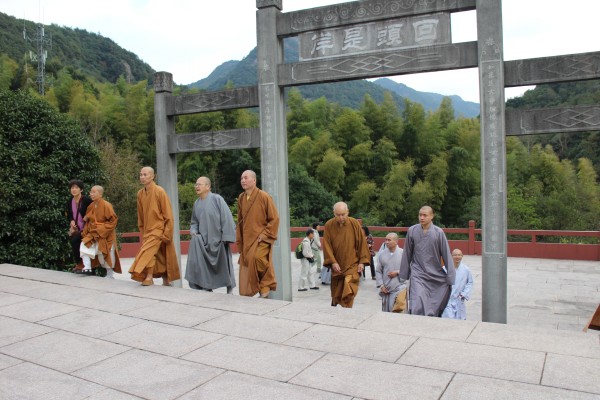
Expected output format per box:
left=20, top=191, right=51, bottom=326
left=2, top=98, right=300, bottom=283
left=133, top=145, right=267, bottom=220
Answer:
left=376, top=246, right=406, bottom=312
left=185, top=192, right=236, bottom=290
left=399, top=223, right=455, bottom=316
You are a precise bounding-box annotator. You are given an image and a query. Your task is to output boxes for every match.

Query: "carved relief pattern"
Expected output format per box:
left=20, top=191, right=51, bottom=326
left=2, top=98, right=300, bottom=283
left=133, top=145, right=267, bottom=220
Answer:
left=177, top=88, right=253, bottom=113
left=540, top=54, right=600, bottom=78
left=290, top=0, right=456, bottom=31
left=543, top=108, right=600, bottom=128
left=177, top=129, right=257, bottom=152
left=304, top=50, right=451, bottom=77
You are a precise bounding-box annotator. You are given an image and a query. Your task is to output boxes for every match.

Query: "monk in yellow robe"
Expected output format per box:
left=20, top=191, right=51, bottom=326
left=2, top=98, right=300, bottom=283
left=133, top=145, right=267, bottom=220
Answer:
left=322, top=202, right=371, bottom=308
left=129, top=167, right=180, bottom=286
left=79, top=185, right=122, bottom=277
left=236, top=170, right=279, bottom=298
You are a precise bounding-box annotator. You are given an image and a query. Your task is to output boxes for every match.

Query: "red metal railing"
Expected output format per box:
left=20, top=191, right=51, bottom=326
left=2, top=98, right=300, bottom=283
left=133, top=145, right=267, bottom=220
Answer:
left=119, top=221, right=600, bottom=261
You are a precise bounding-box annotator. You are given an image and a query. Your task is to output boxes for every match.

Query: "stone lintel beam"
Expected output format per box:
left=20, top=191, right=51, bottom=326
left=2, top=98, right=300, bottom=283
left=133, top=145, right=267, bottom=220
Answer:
left=505, top=51, right=600, bottom=87
left=168, top=128, right=261, bottom=154
left=278, top=41, right=478, bottom=86
left=277, top=0, right=476, bottom=36
left=172, top=86, right=259, bottom=116
left=506, top=105, right=600, bottom=136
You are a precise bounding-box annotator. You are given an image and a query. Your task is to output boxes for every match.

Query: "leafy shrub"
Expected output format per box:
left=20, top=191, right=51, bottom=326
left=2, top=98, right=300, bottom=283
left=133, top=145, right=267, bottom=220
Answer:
left=0, top=90, right=101, bottom=269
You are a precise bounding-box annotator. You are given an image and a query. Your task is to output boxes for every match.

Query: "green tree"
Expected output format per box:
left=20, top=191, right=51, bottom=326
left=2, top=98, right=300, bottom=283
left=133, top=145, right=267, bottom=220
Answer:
left=0, top=54, right=18, bottom=90
left=377, top=160, right=415, bottom=225
left=97, top=140, right=141, bottom=233
left=288, top=164, right=339, bottom=226
left=316, top=149, right=346, bottom=195
left=0, top=89, right=101, bottom=269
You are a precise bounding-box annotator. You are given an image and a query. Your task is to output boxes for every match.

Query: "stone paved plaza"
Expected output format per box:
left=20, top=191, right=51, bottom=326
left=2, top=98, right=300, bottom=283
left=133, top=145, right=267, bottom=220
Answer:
left=0, top=255, right=599, bottom=399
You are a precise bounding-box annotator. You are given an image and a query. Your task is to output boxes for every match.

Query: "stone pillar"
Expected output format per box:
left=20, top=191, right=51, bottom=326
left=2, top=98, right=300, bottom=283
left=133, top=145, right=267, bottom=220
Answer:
left=476, top=0, right=507, bottom=323
left=256, top=0, right=292, bottom=301
left=153, top=72, right=182, bottom=288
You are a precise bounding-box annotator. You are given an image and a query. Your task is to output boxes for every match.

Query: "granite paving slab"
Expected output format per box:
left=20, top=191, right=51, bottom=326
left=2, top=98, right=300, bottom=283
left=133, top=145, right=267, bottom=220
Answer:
left=74, top=292, right=161, bottom=313
left=40, top=308, right=145, bottom=337
left=0, top=292, right=30, bottom=307
left=265, top=301, right=373, bottom=328
left=0, top=354, right=21, bottom=371
left=195, top=312, right=313, bottom=343
left=124, top=302, right=227, bottom=327
left=398, top=337, right=545, bottom=384
left=179, top=371, right=351, bottom=400
left=17, top=283, right=102, bottom=305
left=441, top=373, right=599, bottom=400
left=0, top=275, right=58, bottom=295
left=0, top=330, right=130, bottom=373
left=0, top=362, right=103, bottom=400
left=187, top=293, right=289, bottom=315
left=542, top=353, right=600, bottom=395
left=73, top=349, right=223, bottom=400
left=182, top=336, right=323, bottom=381
left=356, top=311, right=477, bottom=341
left=0, top=315, right=55, bottom=347
left=104, top=321, right=223, bottom=357
left=86, top=388, right=144, bottom=400
left=283, top=323, right=417, bottom=362
left=290, top=353, right=453, bottom=400
left=467, top=322, right=600, bottom=358
left=0, top=298, right=80, bottom=322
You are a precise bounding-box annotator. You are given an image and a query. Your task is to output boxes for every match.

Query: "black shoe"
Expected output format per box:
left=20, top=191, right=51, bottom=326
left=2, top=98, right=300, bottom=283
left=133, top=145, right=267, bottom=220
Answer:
left=75, top=269, right=93, bottom=276
left=372, top=277, right=376, bottom=280
left=297, top=288, right=308, bottom=292
left=310, top=287, right=319, bottom=290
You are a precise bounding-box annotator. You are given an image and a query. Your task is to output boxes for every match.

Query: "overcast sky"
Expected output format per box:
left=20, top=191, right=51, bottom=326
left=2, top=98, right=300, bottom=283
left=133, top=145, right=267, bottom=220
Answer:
left=2, top=0, right=599, bottom=103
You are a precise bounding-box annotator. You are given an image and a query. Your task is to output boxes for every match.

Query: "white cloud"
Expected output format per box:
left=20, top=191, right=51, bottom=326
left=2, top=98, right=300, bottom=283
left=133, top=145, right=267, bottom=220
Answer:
left=2, top=0, right=599, bottom=102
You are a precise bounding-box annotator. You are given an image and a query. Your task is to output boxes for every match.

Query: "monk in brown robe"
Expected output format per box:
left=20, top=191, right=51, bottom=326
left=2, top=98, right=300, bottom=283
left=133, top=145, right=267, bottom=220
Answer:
left=322, top=202, right=371, bottom=308
left=79, top=185, right=122, bottom=277
left=236, top=170, right=280, bottom=298
left=129, top=167, right=180, bottom=286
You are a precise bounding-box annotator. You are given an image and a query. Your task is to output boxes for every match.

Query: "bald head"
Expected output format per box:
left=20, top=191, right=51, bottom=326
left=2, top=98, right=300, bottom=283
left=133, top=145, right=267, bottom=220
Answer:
left=89, top=185, right=104, bottom=201
left=240, top=170, right=257, bottom=193
left=140, top=166, right=155, bottom=187
left=385, top=232, right=399, bottom=251
left=333, top=202, right=349, bottom=225
left=418, top=205, right=435, bottom=229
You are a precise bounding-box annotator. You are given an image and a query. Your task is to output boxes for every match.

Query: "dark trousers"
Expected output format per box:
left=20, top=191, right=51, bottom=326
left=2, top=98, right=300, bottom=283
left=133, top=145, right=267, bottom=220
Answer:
left=362, top=256, right=376, bottom=278
left=69, top=232, right=82, bottom=264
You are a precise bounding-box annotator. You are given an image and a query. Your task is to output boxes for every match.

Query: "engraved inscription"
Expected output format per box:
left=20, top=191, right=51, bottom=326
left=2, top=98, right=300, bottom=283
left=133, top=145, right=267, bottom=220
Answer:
left=299, top=13, right=449, bottom=60
left=480, top=61, right=504, bottom=254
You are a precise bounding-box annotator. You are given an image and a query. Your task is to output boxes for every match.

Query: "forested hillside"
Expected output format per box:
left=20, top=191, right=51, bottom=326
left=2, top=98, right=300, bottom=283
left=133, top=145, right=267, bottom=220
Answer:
left=0, top=15, right=598, bottom=243
left=0, top=12, right=154, bottom=85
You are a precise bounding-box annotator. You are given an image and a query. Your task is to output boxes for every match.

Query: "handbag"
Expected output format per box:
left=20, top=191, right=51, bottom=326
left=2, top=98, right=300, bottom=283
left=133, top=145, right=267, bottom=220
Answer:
left=392, top=288, right=407, bottom=313
left=68, top=224, right=80, bottom=238
left=79, top=241, right=98, bottom=257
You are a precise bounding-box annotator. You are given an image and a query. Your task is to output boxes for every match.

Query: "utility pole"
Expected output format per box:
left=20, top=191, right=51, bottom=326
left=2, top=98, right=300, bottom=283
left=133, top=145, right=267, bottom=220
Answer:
left=23, top=23, right=51, bottom=95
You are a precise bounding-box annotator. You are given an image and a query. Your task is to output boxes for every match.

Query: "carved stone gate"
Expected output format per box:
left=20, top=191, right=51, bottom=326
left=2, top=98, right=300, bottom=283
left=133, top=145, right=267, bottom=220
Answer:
left=154, top=0, right=600, bottom=323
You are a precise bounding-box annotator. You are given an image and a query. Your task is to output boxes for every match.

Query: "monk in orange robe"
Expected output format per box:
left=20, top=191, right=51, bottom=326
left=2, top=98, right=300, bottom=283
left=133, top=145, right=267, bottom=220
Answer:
left=236, top=170, right=279, bottom=298
left=322, top=202, right=371, bottom=308
left=129, top=167, right=180, bottom=286
left=80, top=185, right=122, bottom=277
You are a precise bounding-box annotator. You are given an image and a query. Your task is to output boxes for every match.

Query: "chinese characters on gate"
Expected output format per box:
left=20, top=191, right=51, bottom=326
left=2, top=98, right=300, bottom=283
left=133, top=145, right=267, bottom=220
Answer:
left=299, top=13, right=450, bottom=61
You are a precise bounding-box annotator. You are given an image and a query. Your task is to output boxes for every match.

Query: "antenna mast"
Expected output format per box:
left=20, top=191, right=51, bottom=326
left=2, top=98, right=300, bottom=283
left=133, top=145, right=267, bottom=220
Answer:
left=23, top=23, right=51, bottom=95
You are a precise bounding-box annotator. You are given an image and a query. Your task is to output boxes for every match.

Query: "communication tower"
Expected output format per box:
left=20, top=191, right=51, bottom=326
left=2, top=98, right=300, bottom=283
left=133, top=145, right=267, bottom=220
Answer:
left=23, top=23, right=51, bottom=95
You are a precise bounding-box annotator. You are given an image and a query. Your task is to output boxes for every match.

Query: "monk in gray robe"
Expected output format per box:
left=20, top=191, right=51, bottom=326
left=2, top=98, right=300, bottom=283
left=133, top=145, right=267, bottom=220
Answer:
left=376, top=233, right=406, bottom=312
left=399, top=206, right=455, bottom=317
left=185, top=176, right=236, bottom=293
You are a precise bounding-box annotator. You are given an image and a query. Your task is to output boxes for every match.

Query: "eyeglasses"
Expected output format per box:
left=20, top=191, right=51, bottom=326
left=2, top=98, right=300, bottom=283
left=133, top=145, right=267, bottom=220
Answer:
left=194, top=183, right=207, bottom=187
